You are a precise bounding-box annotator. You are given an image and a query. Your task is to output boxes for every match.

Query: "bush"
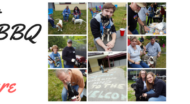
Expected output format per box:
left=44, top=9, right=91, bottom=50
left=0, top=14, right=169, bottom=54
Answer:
left=158, top=36, right=166, bottom=46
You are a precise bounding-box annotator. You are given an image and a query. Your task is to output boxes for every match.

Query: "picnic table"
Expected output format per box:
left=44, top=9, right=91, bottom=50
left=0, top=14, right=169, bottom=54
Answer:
left=145, top=22, right=166, bottom=35
left=95, top=29, right=126, bottom=51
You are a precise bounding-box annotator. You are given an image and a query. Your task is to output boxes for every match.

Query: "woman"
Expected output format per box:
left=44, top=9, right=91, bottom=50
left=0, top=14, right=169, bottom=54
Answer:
left=128, top=36, right=149, bottom=68
left=142, top=72, right=166, bottom=101
left=73, top=6, right=81, bottom=19
left=62, top=6, right=71, bottom=22
left=135, top=70, right=148, bottom=101
left=48, top=45, right=62, bottom=68
left=100, top=64, right=104, bottom=73
left=147, top=4, right=154, bottom=25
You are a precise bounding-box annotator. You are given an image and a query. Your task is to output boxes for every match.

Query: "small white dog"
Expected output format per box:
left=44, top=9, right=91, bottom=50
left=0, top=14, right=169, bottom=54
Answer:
left=55, top=19, right=63, bottom=31
left=72, top=17, right=86, bottom=25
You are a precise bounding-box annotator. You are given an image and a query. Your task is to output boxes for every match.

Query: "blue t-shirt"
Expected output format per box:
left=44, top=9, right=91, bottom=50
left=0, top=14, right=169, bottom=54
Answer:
left=128, top=45, right=142, bottom=64
left=48, top=52, right=62, bottom=68
left=148, top=7, right=154, bottom=17
left=146, top=42, right=161, bottom=56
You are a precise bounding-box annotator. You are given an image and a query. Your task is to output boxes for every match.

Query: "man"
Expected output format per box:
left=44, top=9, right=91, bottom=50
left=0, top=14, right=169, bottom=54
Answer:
left=62, top=39, right=76, bottom=68
left=56, top=69, right=84, bottom=101
left=153, top=3, right=158, bottom=15
left=138, top=3, right=148, bottom=34
left=48, top=15, right=56, bottom=28
left=90, top=3, right=116, bottom=51
left=62, top=6, right=71, bottom=22
left=143, top=37, right=161, bottom=67
left=128, top=2, right=150, bottom=34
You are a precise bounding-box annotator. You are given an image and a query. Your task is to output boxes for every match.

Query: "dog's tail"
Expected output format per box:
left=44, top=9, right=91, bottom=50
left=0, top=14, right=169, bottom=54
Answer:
left=83, top=20, right=86, bottom=23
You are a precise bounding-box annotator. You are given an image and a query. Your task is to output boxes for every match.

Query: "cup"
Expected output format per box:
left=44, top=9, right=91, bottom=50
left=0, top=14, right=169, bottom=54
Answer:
left=120, top=28, right=125, bottom=36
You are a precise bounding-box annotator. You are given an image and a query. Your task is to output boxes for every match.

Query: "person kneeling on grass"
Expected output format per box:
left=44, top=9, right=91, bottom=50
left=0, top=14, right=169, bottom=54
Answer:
left=62, top=6, right=71, bottom=22
left=73, top=6, right=81, bottom=19
left=142, top=72, right=166, bottom=101
left=62, top=39, right=76, bottom=68
left=48, top=15, right=56, bottom=28
left=90, top=3, right=116, bottom=51
left=128, top=36, right=149, bottom=68
left=56, top=69, right=84, bottom=101
left=143, top=36, right=161, bottom=67
left=48, top=45, right=62, bottom=68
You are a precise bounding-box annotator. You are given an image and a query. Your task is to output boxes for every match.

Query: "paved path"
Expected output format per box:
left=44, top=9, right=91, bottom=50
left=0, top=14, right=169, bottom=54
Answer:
left=88, top=67, right=126, bottom=101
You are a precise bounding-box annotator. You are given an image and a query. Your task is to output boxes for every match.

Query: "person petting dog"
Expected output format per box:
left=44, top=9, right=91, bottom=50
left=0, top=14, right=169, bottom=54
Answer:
left=62, top=39, right=76, bottom=68
left=128, top=2, right=150, bottom=34
left=90, top=3, right=116, bottom=51
left=128, top=36, right=149, bottom=68
left=135, top=70, right=148, bottom=101
left=142, top=72, right=166, bottom=101
left=56, top=69, right=84, bottom=101
left=143, top=36, right=161, bottom=67
left=48, top=45, right=62, bottom=68
left=62, top=6, right=71, bottom=22
left=73, top=6, right=81, bottom=19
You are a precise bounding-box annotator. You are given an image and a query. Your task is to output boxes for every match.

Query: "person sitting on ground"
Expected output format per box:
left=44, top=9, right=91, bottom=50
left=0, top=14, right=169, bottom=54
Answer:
left=73, top=6, right=81, bottom=19
left=142, top=72, right=166, bottom=101
left=128, top=36, right=149, bottom=68
left=62, top=6, right=71, bottom=22
left=56, top=69, right=85, bottom=101
left=48, top=15, right=56, bottom=28
left=143, top=36, right=161, bottom=67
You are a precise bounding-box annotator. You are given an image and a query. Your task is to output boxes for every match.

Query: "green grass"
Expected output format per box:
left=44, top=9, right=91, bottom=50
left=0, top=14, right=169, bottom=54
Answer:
left=128, top=80, right=136, bottom=101
left=88, top=7, right=126, bottom=51
left=48, top=56, right=64, bottom=68
left=142, top=39, right=166, bottom=68
left=48, top=70, right=87, bottom=101
left=48, top=10, right=86, bottom=34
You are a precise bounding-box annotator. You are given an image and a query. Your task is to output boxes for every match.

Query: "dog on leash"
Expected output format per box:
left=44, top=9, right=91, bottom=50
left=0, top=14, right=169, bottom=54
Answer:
left=72, top=17, right=86, bottom=25
left=55, top=19, right=63, bottom=31
left=104, top=70, right=108, bottom=73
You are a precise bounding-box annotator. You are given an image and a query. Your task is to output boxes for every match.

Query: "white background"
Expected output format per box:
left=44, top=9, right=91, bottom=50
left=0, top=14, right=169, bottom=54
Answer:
left=0, top=0, right=190, bottom=103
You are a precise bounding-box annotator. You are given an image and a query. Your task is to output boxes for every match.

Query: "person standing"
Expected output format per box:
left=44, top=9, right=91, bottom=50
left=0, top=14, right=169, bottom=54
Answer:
left=100, top=64, right=104, bottom=73
left=138, top=3, right=148, bottom=34
left=62, top=6, right=71, bottom=22
left=147, top=4, right=154, bottom=25
left=62, top=39, right=76, bottom=68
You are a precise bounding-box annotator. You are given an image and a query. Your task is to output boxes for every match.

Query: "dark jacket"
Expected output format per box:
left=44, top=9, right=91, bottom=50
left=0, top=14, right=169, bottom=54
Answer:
left=143, top=78, right=166, bottom=99
left=62, top=46, right=76, bottom=65
left=135, top=78, right=147, bottom=101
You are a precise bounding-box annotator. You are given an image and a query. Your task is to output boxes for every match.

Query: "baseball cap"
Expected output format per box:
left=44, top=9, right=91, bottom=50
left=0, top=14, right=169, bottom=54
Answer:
left=67, top=39, right=72, bottom=43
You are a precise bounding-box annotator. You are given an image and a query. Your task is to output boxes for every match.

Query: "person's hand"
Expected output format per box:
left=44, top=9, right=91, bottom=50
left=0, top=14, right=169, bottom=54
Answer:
left=135, top=62, right=140, bottom=65
left=76, top=95, right=81, bottom=101
left=106, top=40, right=115, bottom=49
left=142, top=93, right=147, bottom=97
left=49, top=60, right=53, bottom=64
left=144, top=26, right=150, bottom=32
left=71, top=59, right=75, bottom=62
left=143, top=51, right=146, bottom=55
left=104, top=46, right=112, bottom=51
left=157, top=54, right=160, bottom=58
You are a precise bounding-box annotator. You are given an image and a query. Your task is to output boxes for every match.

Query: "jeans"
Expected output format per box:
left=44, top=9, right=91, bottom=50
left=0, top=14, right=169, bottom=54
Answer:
left=146, top=89, right=166, bottom=101
left=48, top=19, right=55, bottom=28
left=147, top=17, right=153, bottom=25
left=64, top=64, right=74, bottom=68
left=132, top=29, right=139, bottom=34
left=63, top=14, right=69, bottom=20
left=101, top=68, right=104, bottom=73
left=74, top=15, right=80, bottom=19
left=62, top=85, right=84, bottom=101
left=130, top=61, right=149, bottom=68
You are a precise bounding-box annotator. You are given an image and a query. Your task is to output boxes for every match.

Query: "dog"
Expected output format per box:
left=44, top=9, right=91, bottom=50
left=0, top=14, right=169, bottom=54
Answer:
left=72, top=17, right=86, bottom=25
left=100, top=14, right=112, bottom=42
left=104, top=70, right=108, bottom=73
left=55, top=19, right=63, bottom=31
left=147, top=56, right=155, bottom=68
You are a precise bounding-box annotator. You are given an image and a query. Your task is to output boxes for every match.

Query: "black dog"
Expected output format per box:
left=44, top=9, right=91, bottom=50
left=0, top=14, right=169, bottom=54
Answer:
left=131, top=83, right=148, bottom=101
left=67, top=82, right=79, bottom=100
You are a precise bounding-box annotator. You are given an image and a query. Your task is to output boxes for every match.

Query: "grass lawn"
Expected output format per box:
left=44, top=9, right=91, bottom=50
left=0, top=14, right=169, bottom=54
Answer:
left=48, top=70, right=87, bottom=101
left=48, top=10, right=86, bottom=34
left=128, top=80, right=136, bottom=101
left=88, top=7, right=126, bottom=51
left=48, top=56, right=64, bottom=68
left=142, top=39, right=166, bottom=68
